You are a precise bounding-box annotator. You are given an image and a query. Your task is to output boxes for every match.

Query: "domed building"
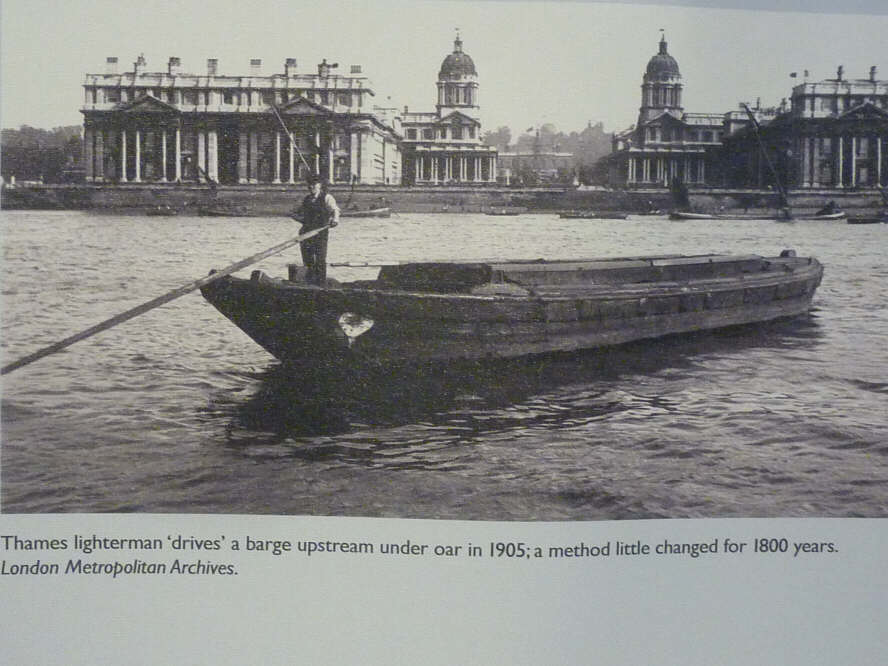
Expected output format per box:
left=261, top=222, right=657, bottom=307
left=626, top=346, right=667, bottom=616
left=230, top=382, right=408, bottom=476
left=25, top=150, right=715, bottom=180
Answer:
left=400, top=32, right=498, bottom=185
left=604, top=34, right=724, bottom=188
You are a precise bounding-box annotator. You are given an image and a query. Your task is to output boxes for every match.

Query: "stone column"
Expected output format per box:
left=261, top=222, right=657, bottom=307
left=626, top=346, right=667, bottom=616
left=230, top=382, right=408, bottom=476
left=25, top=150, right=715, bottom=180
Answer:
left=328, top=143, right=334, bottom=183
left=800, top=137, right=809, bottom=187
left=812, top=138, right=820, bottom=188
left=134, top=129, right=142, bottom=182
left=415, top=156, right=421, bottom=183
left=84, top=128, right=94, bottom=182
left=175, top=128, right=182, bottom=182
left=161, top=130, right=168, bottom=182
left=314, top=130, right=320, bottom=175
left=837, top=136, right=844, bottom=187
left=289, top=133, right=296, bottom=184
left=348, top=132, right=358, bottom=184
left=877, top=135, right=883, bottom=186
left=250, top=131, right=259, bottom=183
left=699, top=157, right=705, bottom=185
left=274, top=132, right=281, bottom=183
left=851, top=136, right=857, bottom=187
left=120, top=129, right=128, bottom=182
left=197, top=131, right=206, bottom=183
left=208, top=130, right=219, bottom=183
left=238, top=130, right=248, bottom=183
left=95, top=131, right=105, bottom=181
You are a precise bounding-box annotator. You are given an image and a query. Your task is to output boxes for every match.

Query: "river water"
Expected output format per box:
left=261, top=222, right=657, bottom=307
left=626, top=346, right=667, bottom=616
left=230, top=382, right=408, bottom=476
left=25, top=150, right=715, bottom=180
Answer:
left=1, top=209, right=886, bottom=518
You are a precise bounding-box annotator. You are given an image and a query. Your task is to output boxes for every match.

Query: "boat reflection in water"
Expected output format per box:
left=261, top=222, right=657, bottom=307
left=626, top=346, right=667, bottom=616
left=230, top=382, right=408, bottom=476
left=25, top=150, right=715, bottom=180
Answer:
left=224, top=313, right=822, bottom=447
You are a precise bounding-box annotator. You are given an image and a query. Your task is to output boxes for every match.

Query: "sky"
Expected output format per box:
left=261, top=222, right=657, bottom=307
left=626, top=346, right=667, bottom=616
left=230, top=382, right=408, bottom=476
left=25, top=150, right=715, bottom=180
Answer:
left=2, top=0, right=887, bottom=136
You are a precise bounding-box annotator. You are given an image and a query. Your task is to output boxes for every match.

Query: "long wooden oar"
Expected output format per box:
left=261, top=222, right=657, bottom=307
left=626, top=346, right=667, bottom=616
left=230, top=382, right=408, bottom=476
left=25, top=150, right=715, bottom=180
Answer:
left=1, top=225, right=329, bottom=376
left=270, top=104, right=313, bottom=173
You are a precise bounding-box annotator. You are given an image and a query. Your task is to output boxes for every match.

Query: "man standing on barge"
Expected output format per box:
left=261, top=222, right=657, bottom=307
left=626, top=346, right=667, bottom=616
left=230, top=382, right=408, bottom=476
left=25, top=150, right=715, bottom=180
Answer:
left=294, top=174, right=339, bottom=285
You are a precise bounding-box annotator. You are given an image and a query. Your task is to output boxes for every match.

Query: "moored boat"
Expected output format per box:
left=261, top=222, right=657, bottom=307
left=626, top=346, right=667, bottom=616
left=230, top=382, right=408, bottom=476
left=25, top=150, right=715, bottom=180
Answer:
left=201, top=250, right=824, bottom=368
left=145, top=204, right=179, bottom=216
left=340, top=206, right=391, bottom=218
left=669, top=210, right=846, bottom=221
left=559, top=211, right=629, bottom=220
left=847, top=212, right=888, bottom=224
left=196, top=203, right=250, bottom=217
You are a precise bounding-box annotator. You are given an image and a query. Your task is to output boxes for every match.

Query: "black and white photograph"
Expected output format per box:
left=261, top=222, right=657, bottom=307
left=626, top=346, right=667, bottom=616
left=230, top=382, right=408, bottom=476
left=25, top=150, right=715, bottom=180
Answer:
left=2, top=0, right=887, bottom=521
left=3, top=2, right=888, bottom=664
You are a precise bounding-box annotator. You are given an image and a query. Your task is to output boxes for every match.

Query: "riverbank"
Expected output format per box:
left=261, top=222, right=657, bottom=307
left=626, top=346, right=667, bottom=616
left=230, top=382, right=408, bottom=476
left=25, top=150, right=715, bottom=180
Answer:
left=2, top=183, right=884, bottom=217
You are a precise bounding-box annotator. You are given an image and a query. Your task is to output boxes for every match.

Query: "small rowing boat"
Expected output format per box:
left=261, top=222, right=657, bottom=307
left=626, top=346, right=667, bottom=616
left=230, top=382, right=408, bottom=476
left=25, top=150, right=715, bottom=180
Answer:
left=340, top=206, right=391, bottom=218
left=201, top=249, right=823, bottom=368
left=847, top=212, right=888, bottom=224
left=669, top=210, right=847, bottom=221
left=559, top=211, right=629, bottom=220
left=145, top=204, right=179, bottom=216
left=196, top=203, right=250, bottom=217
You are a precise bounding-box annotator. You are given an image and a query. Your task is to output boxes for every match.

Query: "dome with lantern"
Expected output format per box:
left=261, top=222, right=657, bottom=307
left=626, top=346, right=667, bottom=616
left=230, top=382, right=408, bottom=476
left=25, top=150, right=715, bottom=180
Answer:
left=438, top=34, right=477, bottom=80
left=645, top=34, right=680, bottom=80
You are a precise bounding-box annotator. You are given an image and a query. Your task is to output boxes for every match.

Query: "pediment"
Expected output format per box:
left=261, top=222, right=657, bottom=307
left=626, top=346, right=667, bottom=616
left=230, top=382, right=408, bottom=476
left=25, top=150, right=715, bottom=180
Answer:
left=277, top=97, right=333, bottom=116
left=437, top=110, right=480, bottom=126
left=119, top=94, right=179, bottom=114
left=642, top=111, right=685, bottom=128
left=838, top=101, right=888, bottom=120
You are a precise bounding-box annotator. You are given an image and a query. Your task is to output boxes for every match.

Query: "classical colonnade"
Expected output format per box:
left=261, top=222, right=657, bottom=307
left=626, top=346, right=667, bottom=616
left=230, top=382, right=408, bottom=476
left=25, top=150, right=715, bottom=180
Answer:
left=624, top=154, right=707, bottom=185
left=796, top=133, right=887, bottom=188
left=83, top=120, right=390, bottom=185
left=412, top=152, right=496, bottom=183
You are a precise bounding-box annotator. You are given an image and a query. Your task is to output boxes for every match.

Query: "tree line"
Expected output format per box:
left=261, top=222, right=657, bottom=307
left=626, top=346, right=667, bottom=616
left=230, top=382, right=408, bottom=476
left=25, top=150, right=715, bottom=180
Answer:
left=482, top=122, right=613, bottom=185
left=1, top=125, right=83, bottom=184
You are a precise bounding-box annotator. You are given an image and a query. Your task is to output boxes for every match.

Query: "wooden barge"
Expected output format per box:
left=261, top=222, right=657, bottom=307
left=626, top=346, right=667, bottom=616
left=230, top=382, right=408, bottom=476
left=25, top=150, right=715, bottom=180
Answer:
left=200, top=250, right=824, bottom=367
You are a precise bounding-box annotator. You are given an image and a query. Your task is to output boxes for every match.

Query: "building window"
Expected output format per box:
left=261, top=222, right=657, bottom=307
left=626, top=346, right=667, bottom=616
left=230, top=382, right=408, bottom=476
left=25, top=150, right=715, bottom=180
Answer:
left=856, top=137, right=868, bottom=156
left=703, top=131, right=713, bottom=142
left=338, top=93, right=350, bottom=106
left=106, top=88, right=120, bottom=103
left=468, top=127, right=475, bottom=138
left=183, top=90, right=198, bottom=105
left=422, top=128, right=434, bottom=140
left=407, top=129, right=417, bottom=140
left=452, top=126, right=463, bottom=140
left=262, top=91, right=275, bottom=105
left=223, top=91, right=234, bottom=105
left=439, top=128, right=447, bottom=139
left=320, top=91, right=329, bottom=105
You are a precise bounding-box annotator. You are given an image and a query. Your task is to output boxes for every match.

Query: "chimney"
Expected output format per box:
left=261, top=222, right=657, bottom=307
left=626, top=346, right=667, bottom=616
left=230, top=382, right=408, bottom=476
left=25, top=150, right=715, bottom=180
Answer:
left=871, top=66, right=878, bottom=82
left=403, top=105, right=409, bottom=115
left=168, top=57, right=182, bottom=76
left=106, top=57, right=118, bottom=74
left=133, top=54, right=146, bottom=76
left=207, top=59, right=218, bottom=76
left=837, top=65, right=844, bottom=81
left=250, top=59, right=262, bottom=75
left=350, top=64, right=362, bottom=74
left=285, top=58, right=297, bottom=76
left=317, top=58, right=338, bottom=77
